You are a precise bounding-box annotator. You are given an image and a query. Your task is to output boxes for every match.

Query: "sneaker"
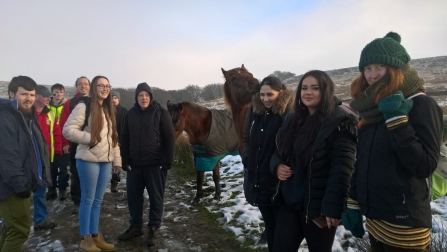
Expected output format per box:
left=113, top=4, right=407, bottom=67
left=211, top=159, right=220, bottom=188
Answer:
left=111, top=181, right=118, bottom=193
left=118, top=226, right=143, bottom=241
left=147, top=226, right=159, bottom=247
left=46, top=188, right=57, bottom=201
left=72, top=205, right=79, bottom=214
left=59, top=190, right=67, bottom=201
left=34, top=219, right=57, bottom=230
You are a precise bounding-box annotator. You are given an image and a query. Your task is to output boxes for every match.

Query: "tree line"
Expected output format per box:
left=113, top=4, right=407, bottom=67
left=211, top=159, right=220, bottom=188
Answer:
left=113, top=83, right=224, bottom=109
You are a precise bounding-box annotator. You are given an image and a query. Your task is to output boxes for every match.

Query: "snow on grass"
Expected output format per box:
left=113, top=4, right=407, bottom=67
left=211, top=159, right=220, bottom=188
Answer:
left=196, top=154, right=447, bottom=251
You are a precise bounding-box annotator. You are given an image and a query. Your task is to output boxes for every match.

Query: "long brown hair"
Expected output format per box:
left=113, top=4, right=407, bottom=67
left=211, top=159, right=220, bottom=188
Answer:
left=89, top=76, right=118, bottom=147
left=351, top=66, right=404, bottom=103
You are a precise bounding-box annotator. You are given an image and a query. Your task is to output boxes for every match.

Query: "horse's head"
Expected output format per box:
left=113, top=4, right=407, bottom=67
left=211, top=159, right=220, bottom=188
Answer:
left=221, top=64, right=260, bottom=107
left=167, top=100, right=185, bottom=139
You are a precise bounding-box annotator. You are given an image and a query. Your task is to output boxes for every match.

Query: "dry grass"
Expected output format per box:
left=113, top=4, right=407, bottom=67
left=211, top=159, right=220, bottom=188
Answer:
left=171, top=135, right=196, bottom=181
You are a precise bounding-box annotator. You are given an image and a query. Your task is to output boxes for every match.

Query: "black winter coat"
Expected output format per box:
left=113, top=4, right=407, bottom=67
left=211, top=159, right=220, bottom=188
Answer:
left=242, top=90, right=293, bottom=206
left=115, top=104, right=128, bottom=140
left=270, top=101, right=357, bottom=222
left=351, top=94, right=442, bottom=228
left=120, top=100, right=175, bottom=169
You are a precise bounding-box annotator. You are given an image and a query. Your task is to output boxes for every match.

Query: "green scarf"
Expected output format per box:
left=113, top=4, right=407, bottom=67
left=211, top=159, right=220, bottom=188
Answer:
left=350, top=63, right=425, bottom=124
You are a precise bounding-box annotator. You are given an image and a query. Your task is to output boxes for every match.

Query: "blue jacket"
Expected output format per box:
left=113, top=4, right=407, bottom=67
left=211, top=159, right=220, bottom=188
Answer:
left=0, top=99, right=51, bottom=200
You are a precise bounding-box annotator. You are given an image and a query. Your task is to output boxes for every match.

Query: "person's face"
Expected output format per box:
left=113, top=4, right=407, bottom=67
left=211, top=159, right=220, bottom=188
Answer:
left=260, top=85, right=281, bottom=109
left=11, top=87, right=35, bottom=114
left=95, top=78, right=111, bottom=101
left=364, top=64, right=388, bottom=85
left=52, top=88, right=65, bottom=102
left=112, top=96, right=119, bottom=106
left=301, top=76, right=321, bottom=115
left=35, top=94, right=51, bottom=107
left=76, top=78, right=90, bottom=95
left=137, top=90, right=151, bottom=110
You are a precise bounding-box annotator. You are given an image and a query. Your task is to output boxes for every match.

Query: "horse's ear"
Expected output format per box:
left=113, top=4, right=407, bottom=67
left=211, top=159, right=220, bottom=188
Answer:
left=167, top=100, right=172, bottom=107
left=221, top=68, right=227, bottom=78
left=241, top=64, right=246, bottom=70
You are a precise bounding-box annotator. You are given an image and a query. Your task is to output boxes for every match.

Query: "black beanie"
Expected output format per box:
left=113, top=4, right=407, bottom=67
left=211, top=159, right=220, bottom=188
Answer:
left=358, top=31, right=411, bottom=72
left=260, top=76, right=286, bottom=91
left=135, top=82, right=153, bottom=103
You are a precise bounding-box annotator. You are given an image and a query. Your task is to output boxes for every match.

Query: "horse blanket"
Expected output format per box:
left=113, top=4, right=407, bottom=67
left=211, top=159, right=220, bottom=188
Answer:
left=191, top=109, right=239, bottom=171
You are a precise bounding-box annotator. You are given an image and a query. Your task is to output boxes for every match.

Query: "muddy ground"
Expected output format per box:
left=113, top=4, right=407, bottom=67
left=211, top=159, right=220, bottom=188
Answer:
left=22, top=171, right=259, bottom=252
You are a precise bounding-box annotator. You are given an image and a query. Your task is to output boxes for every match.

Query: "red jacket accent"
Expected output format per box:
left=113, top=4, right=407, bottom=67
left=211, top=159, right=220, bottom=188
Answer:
left=60, top=93, right=83, bottom=147
left=35, top=107, right=63, bottom=158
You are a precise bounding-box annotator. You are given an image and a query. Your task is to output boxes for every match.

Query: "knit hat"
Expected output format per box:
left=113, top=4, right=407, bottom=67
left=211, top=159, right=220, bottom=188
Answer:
left=36, top=85, right=53, bottom=97
left=358, top=31, right=411, bottom=72
left=260, top=76, right=286, bottom=91
left=111, top=90, right=121, bottom=100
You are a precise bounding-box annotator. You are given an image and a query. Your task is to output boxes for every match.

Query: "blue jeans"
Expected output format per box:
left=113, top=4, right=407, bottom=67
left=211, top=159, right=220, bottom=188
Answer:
left=33, top=186, right=48, bottom=225
left=76, top=159, right=111, bottom=236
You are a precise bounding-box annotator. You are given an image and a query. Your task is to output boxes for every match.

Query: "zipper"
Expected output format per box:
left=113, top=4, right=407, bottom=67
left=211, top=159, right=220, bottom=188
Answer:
left=271, top=181, right=281, bottom=202
left=306, top=156, right=314, bottom=223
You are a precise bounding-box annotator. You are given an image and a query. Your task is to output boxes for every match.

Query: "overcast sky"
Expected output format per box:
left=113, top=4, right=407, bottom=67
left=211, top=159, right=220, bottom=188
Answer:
left=1, top=0, right=446, bottom=90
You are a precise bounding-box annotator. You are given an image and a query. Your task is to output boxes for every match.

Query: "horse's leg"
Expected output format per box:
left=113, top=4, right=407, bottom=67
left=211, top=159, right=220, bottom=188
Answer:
left=193, top=171, right=204, bottom=204
left=212, top=162, right=221, bottom=201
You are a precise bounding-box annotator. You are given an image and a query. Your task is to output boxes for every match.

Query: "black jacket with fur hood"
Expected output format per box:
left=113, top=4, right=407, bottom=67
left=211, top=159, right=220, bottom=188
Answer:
left=242, top=89, right=293, bottom=206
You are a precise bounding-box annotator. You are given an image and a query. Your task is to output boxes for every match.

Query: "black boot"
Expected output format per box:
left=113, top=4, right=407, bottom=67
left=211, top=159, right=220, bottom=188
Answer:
left=118, top=226, right=144, bottom=241
left=147, top=226, right=159, bottom=247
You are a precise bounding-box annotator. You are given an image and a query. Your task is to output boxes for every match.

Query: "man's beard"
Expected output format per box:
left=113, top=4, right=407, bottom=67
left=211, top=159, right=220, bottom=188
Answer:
left=18, top=104, right=32, bottom=114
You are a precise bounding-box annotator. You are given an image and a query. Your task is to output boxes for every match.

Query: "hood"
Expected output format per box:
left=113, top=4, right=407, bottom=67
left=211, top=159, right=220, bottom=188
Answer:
left=135, top=82, right=153, bottom=103
left=251, top=89, right=294, bottom=115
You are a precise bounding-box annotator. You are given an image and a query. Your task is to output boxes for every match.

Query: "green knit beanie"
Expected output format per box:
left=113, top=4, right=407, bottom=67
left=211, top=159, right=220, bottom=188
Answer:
left=358, top=31, right=411, bottom=72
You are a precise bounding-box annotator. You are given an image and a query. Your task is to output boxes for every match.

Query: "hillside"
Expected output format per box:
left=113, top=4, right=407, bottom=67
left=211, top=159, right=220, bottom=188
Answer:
left=1, top=56, right=446, bottom=108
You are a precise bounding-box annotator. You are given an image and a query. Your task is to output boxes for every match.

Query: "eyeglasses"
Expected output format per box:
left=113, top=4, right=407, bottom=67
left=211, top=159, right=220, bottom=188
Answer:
left=96, top=84, right=112, bottom=90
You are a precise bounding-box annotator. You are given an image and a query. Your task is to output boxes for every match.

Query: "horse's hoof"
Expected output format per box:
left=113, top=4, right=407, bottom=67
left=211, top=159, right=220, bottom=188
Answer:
left=213, top=194, right=221, bottom=201
left=192, top=197, right=201, bottom=204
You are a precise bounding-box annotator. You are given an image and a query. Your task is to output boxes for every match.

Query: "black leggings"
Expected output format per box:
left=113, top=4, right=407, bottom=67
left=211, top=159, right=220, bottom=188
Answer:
left=273, top=204, right=336, bottom=252
left=258, top=204, right=279, bottom=251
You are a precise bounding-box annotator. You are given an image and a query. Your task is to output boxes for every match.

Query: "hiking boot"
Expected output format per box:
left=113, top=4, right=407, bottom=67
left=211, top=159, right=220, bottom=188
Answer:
left=92, top=232, right=114, bottom=251
left=147, top=226, right=159, bottom=247
left=34, top=219, right=57, bottom=230
left=46, top=188, right=57, bottom=201
left=79, top=235, right=101, bottom=252
left=72, top=205, right=79, bottom=214
left=111, top=181, right=118, bottom=193
left=118, top=226, right=143, bottom=241
left=59, top=190, right=67, bottom=201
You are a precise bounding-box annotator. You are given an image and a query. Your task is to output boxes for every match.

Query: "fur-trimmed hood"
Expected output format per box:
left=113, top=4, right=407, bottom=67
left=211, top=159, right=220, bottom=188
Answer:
left=251, top=89, right=294, bottom=115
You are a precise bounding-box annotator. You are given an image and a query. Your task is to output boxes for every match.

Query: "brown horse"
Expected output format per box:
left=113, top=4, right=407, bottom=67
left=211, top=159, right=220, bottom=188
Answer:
left=167, top=100, right=239, bottom=204
left=221, top=64, right=260, bottom=149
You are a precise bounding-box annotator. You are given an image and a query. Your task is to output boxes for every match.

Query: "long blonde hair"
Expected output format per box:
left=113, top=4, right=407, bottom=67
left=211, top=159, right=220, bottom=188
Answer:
left=351, top=66, right=404, bottom=103
left=88, top=76, right=118, bottom=147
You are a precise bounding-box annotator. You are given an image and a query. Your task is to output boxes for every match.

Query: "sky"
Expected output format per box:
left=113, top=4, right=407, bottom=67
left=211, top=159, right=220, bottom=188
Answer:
left=1, top=0, right=446, bottom=90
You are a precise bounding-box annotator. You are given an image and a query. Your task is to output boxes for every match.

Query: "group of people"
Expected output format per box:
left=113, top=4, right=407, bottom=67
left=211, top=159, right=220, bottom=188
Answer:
left=0, top=31, right=443, bottom=252
left=0, top=75, right=175, bottom=251
left=242, top=32, right=443, bottom=252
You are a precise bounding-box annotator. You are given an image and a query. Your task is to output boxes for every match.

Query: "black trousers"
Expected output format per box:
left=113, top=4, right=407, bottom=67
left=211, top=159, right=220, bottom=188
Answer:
left=273, top=204, right=336, bottom=252
left=258, top=204, right=280, bottom=252
left=69, top=143, right=81, bottom=205
left=126, top=165, right=167, bottom=229
left=49, top=154, right=69, bottom=191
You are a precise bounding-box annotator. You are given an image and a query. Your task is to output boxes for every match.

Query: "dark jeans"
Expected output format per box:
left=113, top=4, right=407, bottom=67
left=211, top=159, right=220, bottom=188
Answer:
left=69, top=143, right=81, bottom=206
left=258, top=204, right=279, bottom=252
left=49, top=154, right=69, bottom=191
left=126, top=165, right=167, bottom=229
left=369, top=233, right=428, bottom=252
left=273, top=204, right=336, bottom=252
